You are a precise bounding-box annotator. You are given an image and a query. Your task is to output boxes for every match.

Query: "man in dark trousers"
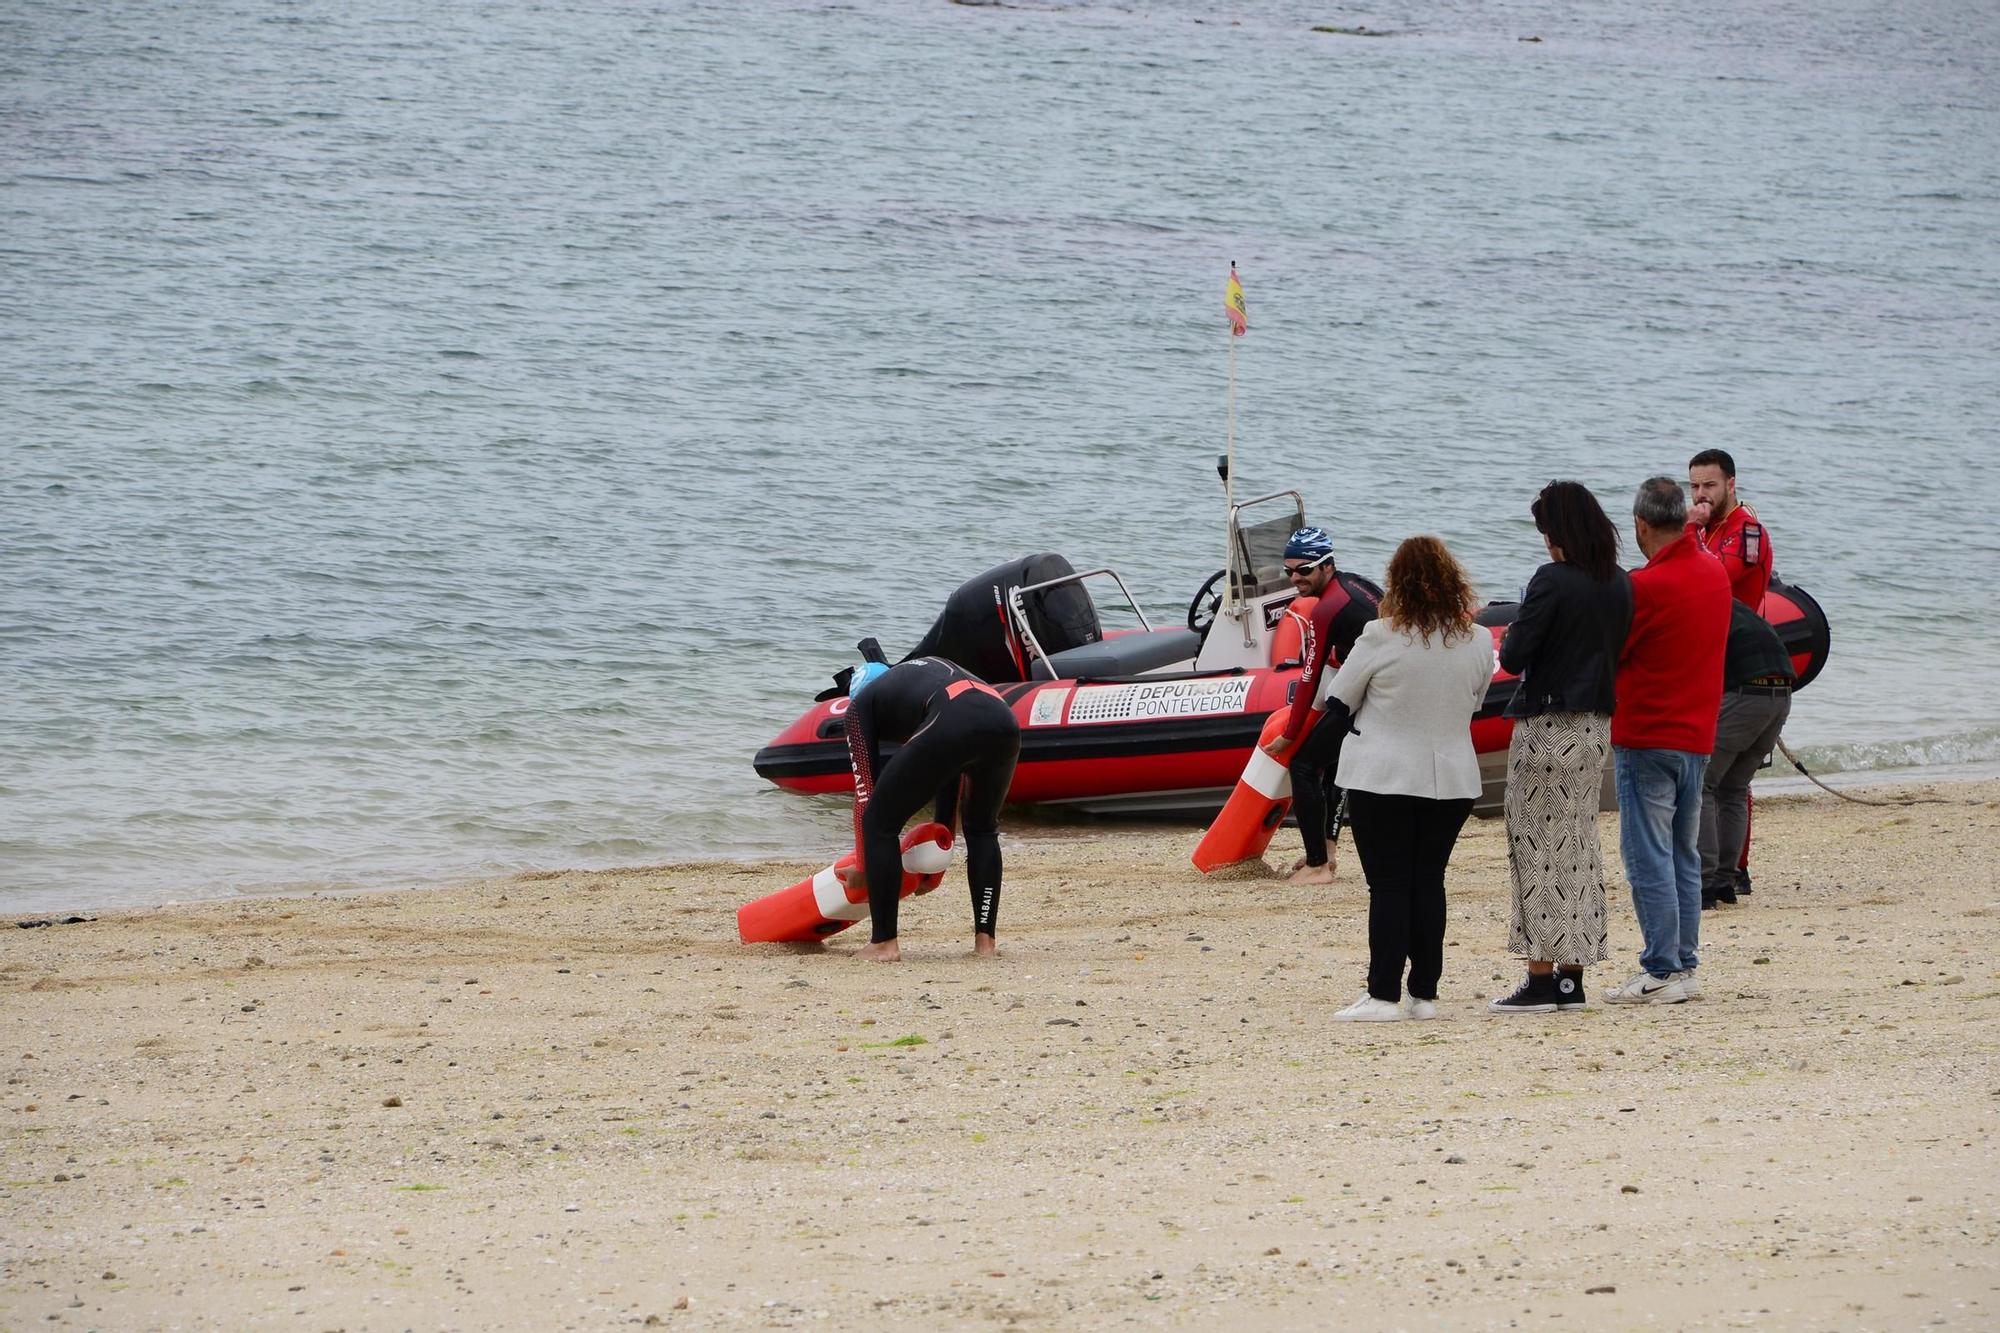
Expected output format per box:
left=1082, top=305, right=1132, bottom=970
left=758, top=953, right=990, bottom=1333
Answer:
left=1700, top=600, right=1794, bottom=908
left=1689, top=447, right=1778, bottom=895
left=1258, top=526, right=1382, bottom=885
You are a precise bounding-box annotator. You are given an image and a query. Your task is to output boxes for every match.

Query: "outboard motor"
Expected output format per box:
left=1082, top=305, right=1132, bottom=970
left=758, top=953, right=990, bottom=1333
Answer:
left=904, top=553, right=1101, bottom=682
left=816, top=554, right=1103, bottom=700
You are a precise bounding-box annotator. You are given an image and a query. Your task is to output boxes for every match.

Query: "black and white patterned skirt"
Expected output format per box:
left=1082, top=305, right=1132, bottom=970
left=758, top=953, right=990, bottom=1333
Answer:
left=1504, top=710, right=1611, bottom=966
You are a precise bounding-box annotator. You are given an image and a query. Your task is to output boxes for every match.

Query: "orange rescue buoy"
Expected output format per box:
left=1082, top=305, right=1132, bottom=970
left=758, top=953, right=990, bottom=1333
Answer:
left=737, top=822, right=954, bottom=943
left=1191, top=707, right=1318, bottom=873
left=1269, top=594, right=1316, bottom=665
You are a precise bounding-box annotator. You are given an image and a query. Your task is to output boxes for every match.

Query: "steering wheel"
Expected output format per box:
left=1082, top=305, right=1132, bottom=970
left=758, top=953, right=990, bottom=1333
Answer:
left=1187, top=569, right=1227, bottom=636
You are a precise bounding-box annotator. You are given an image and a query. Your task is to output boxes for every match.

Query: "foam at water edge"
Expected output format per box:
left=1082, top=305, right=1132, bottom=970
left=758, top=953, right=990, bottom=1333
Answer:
left=1785, top=725, right=2000, bottom=775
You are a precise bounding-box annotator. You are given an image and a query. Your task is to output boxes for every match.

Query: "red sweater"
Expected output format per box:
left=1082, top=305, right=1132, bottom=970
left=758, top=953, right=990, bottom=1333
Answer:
left=1613, top=533, right=1733, bottom=753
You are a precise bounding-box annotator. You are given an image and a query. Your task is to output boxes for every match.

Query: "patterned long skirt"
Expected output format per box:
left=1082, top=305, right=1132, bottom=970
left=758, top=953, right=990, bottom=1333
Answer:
left=1505, top=710, right=1612, bottom=965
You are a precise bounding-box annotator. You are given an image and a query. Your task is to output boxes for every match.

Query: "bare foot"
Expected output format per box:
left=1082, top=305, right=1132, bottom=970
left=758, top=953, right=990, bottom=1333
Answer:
left=972, top=933, right=997, bottom=958
left=854, top=940, right=902, bottom=963
left=1285, top=856, right=1308, bottom=876
left=1286, top=862, right=1335, bottom=886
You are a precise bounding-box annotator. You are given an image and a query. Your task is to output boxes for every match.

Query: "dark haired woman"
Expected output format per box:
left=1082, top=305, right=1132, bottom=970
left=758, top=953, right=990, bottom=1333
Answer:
left=1323, top=536, right=1495, bottom=1022
left=1488, top=482, right=1634, bottom=1013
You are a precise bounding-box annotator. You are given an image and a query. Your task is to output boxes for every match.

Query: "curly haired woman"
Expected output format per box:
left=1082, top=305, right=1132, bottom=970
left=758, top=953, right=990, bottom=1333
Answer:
left=1321, top=536, right=1495, bottom=1022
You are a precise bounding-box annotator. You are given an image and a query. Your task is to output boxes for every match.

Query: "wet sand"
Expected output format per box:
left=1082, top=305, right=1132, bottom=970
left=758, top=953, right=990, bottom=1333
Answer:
left=4, top=779, right=1998, bottom=1330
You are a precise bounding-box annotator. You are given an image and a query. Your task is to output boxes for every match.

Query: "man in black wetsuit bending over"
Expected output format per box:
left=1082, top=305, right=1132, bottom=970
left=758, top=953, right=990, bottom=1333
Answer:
left=1258, top=527, right=1382, bottom=885
left=843, top=656, right=1022, bottom=962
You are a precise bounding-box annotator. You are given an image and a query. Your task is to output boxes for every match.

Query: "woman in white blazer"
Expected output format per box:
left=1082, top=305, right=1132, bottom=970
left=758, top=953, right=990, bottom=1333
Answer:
left=1321, top=536, right=1495, bottom=1022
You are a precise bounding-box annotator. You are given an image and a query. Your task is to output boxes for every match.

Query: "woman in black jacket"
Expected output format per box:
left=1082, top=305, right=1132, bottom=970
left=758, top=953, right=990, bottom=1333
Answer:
left=1488, top=482, right=1634, bottom=1013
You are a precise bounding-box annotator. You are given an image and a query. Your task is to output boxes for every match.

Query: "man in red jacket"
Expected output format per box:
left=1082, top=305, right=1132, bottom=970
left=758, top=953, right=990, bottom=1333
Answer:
left=1689, top=447, right=1776, bottom=896
left=1687, top=448, right=1773, bottom=608
left=1606, top=477, right=1733, bottom=1006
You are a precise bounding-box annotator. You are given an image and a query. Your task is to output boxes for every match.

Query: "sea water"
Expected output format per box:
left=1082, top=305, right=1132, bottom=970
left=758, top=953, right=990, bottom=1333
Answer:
left=4, top=0, right=1997, bottom=912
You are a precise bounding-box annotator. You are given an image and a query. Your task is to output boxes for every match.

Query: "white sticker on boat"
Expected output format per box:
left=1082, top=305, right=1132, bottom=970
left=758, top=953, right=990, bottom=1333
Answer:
left=1028, top=687, right=1072, bottom=727
left=1065, top=677, right=1254, bottom=725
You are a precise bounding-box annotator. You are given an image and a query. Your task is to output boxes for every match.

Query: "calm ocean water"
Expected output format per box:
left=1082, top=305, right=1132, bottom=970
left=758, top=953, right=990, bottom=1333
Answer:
left=4, top=0, right=1997, bottom=912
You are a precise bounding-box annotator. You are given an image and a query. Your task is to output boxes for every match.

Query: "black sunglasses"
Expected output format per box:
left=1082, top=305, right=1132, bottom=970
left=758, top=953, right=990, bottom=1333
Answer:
left=1283, top=563, right=1319, bottom=577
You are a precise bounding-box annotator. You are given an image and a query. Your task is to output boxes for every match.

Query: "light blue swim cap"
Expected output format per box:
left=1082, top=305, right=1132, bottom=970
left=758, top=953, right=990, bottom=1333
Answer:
left=849, top=662, right=890, bottom=699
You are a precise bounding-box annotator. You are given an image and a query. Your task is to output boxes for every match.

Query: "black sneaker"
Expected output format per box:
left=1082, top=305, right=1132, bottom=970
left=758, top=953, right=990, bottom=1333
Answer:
left=1554, top=971, right=1587, bottom=1010
left=1486, top=973, right=1557, bottom=1014
left=1735, top=868, right=1753, bottom=896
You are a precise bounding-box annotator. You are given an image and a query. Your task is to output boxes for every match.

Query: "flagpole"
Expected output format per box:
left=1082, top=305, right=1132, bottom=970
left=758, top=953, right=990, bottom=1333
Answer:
left=1224, top=320, right=1236, bottom=622
left=1223, top=260, right=1241, bottom=626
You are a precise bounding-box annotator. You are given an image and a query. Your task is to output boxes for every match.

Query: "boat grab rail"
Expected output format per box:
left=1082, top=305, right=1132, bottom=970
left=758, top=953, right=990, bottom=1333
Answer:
left=1007, top=568, right=1153, bottom=672
left=1228, top=489, right=1306, bottom=524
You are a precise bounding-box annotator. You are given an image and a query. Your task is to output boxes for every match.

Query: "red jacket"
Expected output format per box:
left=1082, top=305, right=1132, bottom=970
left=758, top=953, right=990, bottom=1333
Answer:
left=1687, top=502, right=1772, bottom=607
left=1613, top=533, right=1733, bottom=753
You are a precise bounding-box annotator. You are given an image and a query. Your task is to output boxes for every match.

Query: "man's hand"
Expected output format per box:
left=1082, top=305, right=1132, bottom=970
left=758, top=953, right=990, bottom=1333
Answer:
left=1260, top=735, right=1295, bottom=760
left=1689, top=497, right=1714, bottom=527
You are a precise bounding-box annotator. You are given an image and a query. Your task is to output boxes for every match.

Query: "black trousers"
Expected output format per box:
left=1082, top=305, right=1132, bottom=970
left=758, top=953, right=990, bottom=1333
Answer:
left=860, top=693, right=1021, bottom=942
left=1346, top=789, right=1474, bottom=1002
left=1287, top=705, right=1349, bottom=866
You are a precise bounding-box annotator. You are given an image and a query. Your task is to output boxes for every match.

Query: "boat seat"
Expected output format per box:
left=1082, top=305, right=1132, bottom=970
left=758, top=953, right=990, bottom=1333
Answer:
left=1031, top=628, right=1204, bottom=681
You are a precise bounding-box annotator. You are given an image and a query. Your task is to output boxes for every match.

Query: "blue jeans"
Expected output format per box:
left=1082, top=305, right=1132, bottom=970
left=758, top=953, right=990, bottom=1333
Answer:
left=1614, top=747, right=1708, bottom=979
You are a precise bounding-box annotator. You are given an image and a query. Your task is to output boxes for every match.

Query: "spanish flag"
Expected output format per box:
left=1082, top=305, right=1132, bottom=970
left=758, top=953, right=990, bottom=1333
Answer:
left=1224, top=263, right=1247, bottom=337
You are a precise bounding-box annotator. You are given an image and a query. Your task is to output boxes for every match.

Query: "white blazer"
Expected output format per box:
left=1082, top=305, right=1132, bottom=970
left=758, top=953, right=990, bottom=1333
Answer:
left=1321, top=617, right=1496, bottom=801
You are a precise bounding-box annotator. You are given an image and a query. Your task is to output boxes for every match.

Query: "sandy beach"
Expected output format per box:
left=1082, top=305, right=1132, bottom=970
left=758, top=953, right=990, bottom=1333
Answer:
left=4, top=779, right=1997, bottom=1331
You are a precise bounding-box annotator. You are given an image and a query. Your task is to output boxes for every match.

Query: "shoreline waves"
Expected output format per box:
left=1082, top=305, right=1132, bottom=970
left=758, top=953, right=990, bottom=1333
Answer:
left=9, top=759, right=1997, bottom=919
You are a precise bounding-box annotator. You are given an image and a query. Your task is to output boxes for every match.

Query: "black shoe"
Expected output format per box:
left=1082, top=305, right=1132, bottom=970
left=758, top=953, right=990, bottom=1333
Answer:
left=1712, top=882, right=1738, bottom=905
left=1701, top=893, right=1719, bottom=910
left=1735, top=868, right=1752, bottom=896
left=1554, top=970, right=1587, bottom=1010
left=1487, top=973, right=1557, bottom=1014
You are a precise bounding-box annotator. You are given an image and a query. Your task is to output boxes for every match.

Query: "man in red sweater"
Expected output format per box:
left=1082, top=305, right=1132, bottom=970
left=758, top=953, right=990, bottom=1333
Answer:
left=1606, top=477, right=1733, bottom=1006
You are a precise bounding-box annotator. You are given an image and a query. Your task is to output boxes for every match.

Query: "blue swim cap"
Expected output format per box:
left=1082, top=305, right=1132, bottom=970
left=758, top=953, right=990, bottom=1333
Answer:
left=1283, top=526, right=1335, bottom=566
left=849, top=662, right=890, bottom=699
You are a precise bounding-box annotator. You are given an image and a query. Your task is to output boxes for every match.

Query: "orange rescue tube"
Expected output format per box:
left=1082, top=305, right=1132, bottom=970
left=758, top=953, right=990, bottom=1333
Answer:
left=1192, top=707, right=1318, bottom=873
left=737, top=822, right=955, bottom=943
left=1269, top=594, right=1316, bottom=665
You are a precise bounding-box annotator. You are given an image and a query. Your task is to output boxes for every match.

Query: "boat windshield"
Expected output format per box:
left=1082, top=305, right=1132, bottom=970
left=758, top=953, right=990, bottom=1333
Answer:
left=1231, top=507, right=1302, bottom=599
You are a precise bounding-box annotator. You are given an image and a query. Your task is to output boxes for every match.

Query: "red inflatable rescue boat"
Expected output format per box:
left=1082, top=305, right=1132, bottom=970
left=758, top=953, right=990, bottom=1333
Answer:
left=753, top=491, right=1831, bottom=821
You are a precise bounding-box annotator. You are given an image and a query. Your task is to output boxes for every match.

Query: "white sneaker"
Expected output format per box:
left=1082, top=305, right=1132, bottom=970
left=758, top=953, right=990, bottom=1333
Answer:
left=1404, top=997, right=1437, bottom=1021
left=1334, top=994, right=1406, bottom=1022
left=1603, top=971, right=1689, bottom=1005
left=1676, top=971, right=1703, bottom=1000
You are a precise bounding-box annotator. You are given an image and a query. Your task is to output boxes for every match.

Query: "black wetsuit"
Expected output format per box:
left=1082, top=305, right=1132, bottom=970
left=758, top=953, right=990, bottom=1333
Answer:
left=843, top=658, right=1022, bottom=943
